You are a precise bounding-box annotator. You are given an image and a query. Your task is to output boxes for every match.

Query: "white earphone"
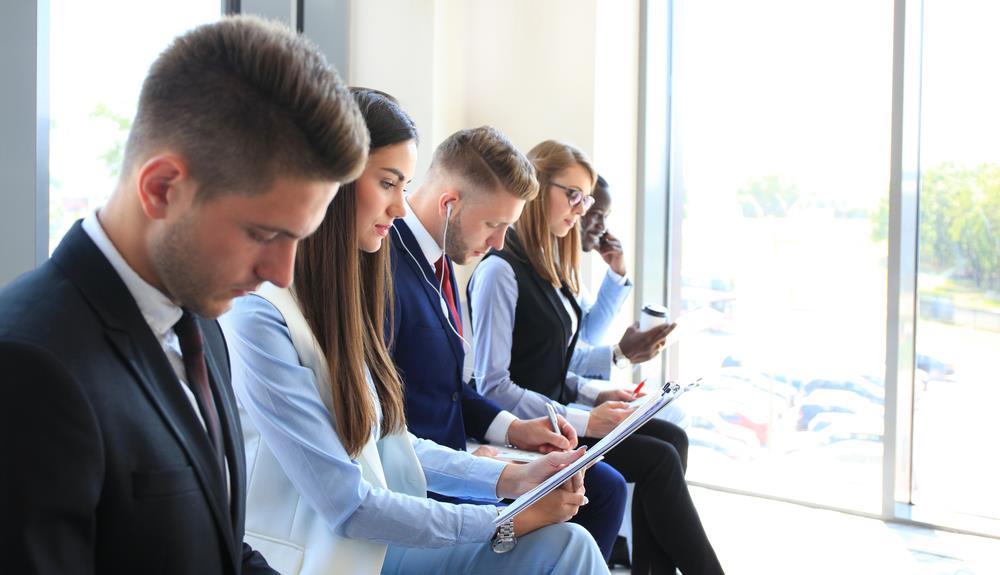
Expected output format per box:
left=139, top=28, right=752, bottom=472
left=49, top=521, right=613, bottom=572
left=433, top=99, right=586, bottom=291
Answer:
left=393, top=199, right=471, bottom=355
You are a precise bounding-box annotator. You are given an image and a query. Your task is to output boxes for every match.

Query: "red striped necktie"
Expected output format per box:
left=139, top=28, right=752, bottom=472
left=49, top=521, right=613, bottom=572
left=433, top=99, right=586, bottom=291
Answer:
left=434, top=256, right=463, bottom=336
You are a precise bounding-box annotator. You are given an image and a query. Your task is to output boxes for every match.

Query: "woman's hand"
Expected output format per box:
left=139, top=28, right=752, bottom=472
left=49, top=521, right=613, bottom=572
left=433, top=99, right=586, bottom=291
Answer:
left=511, top=469, right=588, bottom=536
left=584, top=401, right=636, bottom=438
left=594, top=387, right=640, bottom=406
left=471, top=444, right=500, bottom=458
left=495, top=447, right=587, bottom=499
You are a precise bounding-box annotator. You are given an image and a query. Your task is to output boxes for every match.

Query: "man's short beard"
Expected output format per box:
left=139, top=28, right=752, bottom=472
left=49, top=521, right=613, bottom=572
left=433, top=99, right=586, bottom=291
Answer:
left=443, top=208, right=472, bottom=264
left=151, top=213, right=212, bottom=316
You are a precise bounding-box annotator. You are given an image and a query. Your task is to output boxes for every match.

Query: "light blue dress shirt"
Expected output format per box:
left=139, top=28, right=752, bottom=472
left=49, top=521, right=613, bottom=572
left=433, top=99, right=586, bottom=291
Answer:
left=220, top=294, right=507, bottom=548
left=569, top=269, right=633, bottom=380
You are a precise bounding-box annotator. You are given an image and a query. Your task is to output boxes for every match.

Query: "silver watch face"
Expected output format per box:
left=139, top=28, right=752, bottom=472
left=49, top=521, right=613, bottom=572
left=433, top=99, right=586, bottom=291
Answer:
left=491, top=535, right=516, bottom=554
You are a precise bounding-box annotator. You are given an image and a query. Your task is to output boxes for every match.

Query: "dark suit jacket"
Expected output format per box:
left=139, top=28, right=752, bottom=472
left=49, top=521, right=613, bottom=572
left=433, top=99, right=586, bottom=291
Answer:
left=389, top=220, right=503, bottom=452
left=0, top=222, right=275, bottom=575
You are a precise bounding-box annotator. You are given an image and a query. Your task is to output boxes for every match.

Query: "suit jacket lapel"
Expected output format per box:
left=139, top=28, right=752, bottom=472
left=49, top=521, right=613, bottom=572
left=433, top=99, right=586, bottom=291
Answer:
left=393, top=221, right=465, bottom=362
left=51, top=222, right=238, bottom=567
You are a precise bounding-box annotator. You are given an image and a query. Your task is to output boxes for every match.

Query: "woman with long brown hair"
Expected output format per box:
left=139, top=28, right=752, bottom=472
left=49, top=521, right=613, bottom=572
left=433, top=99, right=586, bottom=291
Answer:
left=220, top=92, right=607, bottom=575
left=468, top=140, right=725, bottom=574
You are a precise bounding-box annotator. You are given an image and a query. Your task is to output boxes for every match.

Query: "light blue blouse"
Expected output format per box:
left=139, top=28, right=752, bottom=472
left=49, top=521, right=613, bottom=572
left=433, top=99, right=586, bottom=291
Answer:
left=220, top=294, right=507, bottom=548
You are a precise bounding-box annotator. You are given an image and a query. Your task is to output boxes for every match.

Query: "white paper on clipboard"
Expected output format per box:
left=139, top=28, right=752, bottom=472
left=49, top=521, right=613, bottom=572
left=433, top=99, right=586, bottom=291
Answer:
left=494, top=380, right=700, bottom=526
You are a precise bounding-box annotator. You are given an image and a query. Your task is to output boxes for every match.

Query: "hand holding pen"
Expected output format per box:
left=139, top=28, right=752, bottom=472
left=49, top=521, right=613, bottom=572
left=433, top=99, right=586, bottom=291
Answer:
left=506, top=407, right=578, bottom=453
left=595, top=381, right=647, bottom=405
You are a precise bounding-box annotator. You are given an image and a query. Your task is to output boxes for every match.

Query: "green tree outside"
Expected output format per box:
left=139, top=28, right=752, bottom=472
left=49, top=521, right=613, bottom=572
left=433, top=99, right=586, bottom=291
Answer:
left=872, top=162, right=1000, bottom=292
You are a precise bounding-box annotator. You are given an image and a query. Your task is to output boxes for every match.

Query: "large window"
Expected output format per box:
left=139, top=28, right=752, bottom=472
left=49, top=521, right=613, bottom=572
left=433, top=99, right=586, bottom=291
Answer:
left=654, top=0, right=1000, bottom=533
left=48, top=0, right=219, bottom=253
left=666, top=0, right=894, bottom=513
left=911, top=0, right=1000, bottom=524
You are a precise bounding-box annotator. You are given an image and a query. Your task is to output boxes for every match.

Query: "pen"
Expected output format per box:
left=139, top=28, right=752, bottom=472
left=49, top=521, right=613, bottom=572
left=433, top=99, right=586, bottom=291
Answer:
left=633, top=379, right=646, bottom=397
left=545, top=402, right=562, bottom=435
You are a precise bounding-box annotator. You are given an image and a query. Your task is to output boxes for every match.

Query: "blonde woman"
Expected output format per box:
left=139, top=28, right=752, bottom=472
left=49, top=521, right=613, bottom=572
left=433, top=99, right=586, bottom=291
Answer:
left=468, top=140, right=725, bottom=575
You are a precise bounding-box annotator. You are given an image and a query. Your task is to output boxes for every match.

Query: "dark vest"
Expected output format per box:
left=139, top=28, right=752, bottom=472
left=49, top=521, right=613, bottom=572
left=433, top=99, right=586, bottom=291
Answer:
left=469, top=228, right=582, bottom=403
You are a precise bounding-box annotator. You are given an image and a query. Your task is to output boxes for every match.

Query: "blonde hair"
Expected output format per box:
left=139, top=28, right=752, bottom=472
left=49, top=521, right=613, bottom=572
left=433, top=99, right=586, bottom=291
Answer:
left=516, top=140, right=596, bottom=293
left=430, top=126, right=538, bottom=200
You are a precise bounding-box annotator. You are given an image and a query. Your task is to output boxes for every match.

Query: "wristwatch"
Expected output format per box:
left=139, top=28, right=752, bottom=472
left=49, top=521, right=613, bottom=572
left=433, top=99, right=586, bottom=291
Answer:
left=612, top=343, right=631, bottom=369
left=491, top=511, right=517, bottom=553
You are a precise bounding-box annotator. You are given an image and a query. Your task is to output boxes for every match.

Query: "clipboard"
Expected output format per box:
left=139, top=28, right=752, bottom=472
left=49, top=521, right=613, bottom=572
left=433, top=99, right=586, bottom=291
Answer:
left=494, top=379, right=701, bottom=526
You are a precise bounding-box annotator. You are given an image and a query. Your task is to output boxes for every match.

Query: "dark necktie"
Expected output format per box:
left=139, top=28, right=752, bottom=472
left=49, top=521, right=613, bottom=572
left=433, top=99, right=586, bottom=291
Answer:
left=434, top=256, right=463, bottom=337
left=174, top=310, right=225, bottom=474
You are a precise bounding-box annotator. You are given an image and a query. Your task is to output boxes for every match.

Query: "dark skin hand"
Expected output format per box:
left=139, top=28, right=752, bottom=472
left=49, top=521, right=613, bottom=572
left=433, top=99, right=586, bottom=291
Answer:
left=595, top=231, right=627, bottom=276
left=618, top=321, right=675, bottom=363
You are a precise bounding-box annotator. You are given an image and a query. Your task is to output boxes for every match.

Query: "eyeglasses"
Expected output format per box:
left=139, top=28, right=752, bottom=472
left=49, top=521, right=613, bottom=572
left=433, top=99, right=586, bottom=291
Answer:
left=550, top=181, right=595, bottom=211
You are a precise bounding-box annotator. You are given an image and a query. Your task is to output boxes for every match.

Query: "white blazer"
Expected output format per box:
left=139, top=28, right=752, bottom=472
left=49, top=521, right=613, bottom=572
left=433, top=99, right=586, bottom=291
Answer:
left=240, top=284, right=427, bottom=575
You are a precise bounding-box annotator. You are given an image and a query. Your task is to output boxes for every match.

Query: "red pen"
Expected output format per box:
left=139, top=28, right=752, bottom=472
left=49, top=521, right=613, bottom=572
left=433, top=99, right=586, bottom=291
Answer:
left=633, top=380, right=646, bottom=397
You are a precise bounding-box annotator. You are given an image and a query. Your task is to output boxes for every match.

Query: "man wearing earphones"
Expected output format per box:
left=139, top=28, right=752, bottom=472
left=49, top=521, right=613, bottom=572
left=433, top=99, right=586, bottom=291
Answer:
left=389, top=127, right=627, bottom=562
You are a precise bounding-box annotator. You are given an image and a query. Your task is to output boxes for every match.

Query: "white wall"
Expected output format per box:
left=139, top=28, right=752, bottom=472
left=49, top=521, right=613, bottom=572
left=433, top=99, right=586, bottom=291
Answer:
left=349, top=0, right=440, bottom=183
left=350, top=0, right=642, bottom=327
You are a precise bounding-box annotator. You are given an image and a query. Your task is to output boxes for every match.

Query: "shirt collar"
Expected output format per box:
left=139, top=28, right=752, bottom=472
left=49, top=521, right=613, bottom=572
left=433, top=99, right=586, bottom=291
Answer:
left=402, top=195, right=444, bottom=266
left=81, top=209, right=184, bottom=338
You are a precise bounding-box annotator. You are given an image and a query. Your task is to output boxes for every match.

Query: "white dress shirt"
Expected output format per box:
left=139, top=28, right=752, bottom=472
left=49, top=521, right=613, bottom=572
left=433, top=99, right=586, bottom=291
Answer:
left=81, top=210, right=230, bottom=497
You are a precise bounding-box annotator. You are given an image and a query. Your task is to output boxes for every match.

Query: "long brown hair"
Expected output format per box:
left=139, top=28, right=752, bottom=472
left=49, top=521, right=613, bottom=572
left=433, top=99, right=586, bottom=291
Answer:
left=293, top=88, right=417, bottom=458
left=515, top=140, right=596, bottom=294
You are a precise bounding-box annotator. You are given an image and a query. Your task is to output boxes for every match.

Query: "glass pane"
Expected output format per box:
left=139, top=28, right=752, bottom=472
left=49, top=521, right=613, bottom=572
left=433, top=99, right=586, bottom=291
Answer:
left=912, top=0, right=1000, bottom=522
left=49, top=1, right=219, bottom=253
left=669, top=0, right=893, bottom=512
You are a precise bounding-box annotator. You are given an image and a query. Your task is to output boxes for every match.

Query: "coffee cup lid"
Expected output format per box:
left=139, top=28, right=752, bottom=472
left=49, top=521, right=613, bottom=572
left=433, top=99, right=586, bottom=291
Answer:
left=641, top=303, right=668, bottom=317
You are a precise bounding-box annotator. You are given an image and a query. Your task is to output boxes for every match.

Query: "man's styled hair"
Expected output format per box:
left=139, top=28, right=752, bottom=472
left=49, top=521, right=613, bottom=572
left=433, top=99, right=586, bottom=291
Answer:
left=429, top=126, right=538, bottom=201
left=122, top=15, right=369, bottom=199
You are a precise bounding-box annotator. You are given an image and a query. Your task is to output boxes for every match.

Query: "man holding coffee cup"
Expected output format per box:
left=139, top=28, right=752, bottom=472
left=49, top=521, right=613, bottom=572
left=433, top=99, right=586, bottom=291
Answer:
left=571, top=175, right=673, bottom=381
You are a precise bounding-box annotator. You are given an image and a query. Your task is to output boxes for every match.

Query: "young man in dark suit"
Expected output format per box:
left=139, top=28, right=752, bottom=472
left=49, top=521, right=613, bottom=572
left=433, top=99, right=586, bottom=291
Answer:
left=0, top=16, right=368, bottom=574
left=389, top=126, right=627, bottom=561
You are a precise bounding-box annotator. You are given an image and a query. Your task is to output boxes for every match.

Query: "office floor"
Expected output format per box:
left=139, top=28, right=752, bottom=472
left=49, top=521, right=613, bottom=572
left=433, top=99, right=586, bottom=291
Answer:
left=611, top=486, right=1000, bottom=574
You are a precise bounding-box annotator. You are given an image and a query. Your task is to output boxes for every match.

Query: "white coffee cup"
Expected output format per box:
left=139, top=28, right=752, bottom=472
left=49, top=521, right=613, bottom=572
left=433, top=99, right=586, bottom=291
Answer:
left=639, top=303, right=669, bottom=331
